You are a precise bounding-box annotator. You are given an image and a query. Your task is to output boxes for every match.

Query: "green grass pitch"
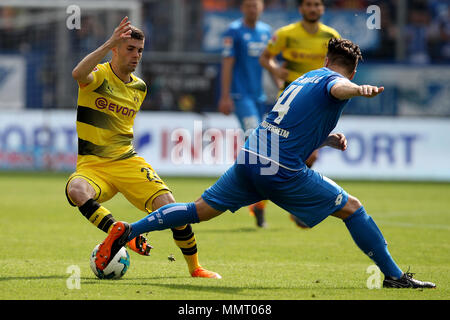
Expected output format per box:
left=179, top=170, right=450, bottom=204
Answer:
left=0, top=172, right=448, bottom=300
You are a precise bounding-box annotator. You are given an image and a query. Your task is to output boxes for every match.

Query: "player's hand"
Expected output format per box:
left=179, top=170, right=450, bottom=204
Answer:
left=106, top=16, right=132, bottom=48
left=358, top=85, right=384, bottom=98
left=274, top=66, right=289, bottom=82
left=218, top=96, right=234, bottom=115
left=326, top=133, right=347, bottom=151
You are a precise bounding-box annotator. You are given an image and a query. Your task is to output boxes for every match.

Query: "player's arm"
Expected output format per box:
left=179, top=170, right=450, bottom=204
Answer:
left=259, top=48, right=288, bottom=88
left=71, top=16, right=132, bottom=84
left=330, top=80, right=384, bottom=100
left=259, top=30, right=288, bottom=88
left=218, top=56, right=235, bottom=115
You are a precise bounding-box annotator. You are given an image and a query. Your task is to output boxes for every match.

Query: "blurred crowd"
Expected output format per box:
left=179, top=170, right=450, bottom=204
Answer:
left=200, top=0, right=450, bottom=63
left=0, top=0, right=449, bottom=111
left=0, top=0, right=449, bottom=63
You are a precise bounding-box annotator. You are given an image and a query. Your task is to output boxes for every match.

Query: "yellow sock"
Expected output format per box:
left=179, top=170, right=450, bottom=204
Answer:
left=78, top=199, right=116, bottom=233
left=171, top=224, right=201, bottom=273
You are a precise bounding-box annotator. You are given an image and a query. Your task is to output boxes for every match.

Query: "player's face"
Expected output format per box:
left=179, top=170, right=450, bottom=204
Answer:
left=241, top=0, right=264, bottom=23
left=117, top=38, right=144, bottom=73
left=299, top=0, right=324, bottom=23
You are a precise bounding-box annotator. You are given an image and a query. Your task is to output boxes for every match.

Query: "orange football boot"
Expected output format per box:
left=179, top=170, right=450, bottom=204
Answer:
left=191, top=267, right=222, bottom=279
left=96, top=221, right=131, bottom=270
left=127, top=234, right=153, bottom=256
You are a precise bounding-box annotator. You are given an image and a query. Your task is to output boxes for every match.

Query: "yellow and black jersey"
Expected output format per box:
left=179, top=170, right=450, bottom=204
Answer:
left=75, top=62, right=147, bottom=167
left=266, top=22, right=341, bottom=88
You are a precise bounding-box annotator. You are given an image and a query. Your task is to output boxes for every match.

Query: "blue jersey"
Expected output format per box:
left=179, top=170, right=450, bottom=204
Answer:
left=244, top=67, right=349, bottom=171
left=222, top=19, right=272, bottom=102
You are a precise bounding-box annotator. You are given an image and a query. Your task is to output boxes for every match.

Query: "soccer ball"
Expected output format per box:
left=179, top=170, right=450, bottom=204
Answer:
left=90, top=244, right=130, bottom=279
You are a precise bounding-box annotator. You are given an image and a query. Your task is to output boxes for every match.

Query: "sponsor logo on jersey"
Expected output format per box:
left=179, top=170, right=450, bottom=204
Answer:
left=95, top=97, right=136, bottom=118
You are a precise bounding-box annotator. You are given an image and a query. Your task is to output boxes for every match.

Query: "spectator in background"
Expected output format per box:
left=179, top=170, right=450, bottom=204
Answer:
left=439, top=6, right=450, bottom=63
left=364, top=0, right=398, bottom=61
left=73, top=15, right=105, bottom=54
left=435, top=3, right=450, bottom=63
left=0, top=7, right=23, bottom=51
left=405, top=1, right=432, bottom=64
left=264, top=0, right=289, bottom=9
left=330, top=0, right=368, bottom=9
left=143, top=1, right=172, bottom=52
left=202, top=0, right=238, bottom=11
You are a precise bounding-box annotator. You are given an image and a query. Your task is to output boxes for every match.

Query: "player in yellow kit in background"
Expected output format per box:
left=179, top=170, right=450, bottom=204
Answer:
left=66, top=17, right=221, bottom=278
left=260, top=0, right=341, bottom=228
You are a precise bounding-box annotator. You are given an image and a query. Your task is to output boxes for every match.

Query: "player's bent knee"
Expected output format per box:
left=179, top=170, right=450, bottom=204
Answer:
left=151, top=192, right=176, bottom=211
left=332, top=195, right=362, bottom=220
left=344, top=195, right=362, bottom=212
left=67, top=179, right=95, bottom=207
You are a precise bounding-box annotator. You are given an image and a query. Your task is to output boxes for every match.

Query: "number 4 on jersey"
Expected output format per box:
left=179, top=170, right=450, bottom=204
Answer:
left=273, top=85, right=303, bottom=124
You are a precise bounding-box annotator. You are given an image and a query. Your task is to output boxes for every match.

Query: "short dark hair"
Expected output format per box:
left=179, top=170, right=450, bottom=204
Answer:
left=130, top=26, right=145, bottom=40
left=326, top=38, right=362, bottom=73
left=241, top=0, right=264, bottom=5
left=298, top=0, right=324, bottom=6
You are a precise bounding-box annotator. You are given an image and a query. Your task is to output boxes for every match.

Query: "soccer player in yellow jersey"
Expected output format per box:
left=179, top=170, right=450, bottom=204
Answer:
left=260, top=0, right=340, bottom=92
left=66, top=17, right=220, bottom=279
left=260, top=0, right=340, bottom=228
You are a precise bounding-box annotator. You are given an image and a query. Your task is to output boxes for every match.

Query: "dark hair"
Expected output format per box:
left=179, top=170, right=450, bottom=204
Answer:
left=130, top=26, right=145, bottom=40
left=298, top=0, right=324, bottom=6
left=326, top=38, right=362, bottom=73
left=241, top=0, right=264, bottom=4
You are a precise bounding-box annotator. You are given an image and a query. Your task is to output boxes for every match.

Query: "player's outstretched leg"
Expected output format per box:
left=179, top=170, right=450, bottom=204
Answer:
left=335, top=197, right=436, bottom=289
left=97, top=201, right=223, bottom=277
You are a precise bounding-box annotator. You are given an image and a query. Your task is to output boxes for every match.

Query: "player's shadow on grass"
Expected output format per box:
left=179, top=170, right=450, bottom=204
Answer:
left=0, top=275, right=67, bottom=281
left=198, top=227, right=282, bottom=233
left=147, top=283, right=245, bottom=294
left=148, top=283, right=362, bottom=292
left=81, top=280, right=361, bottom=292
left=82, top=275, right=185, bottom=285
left=87, top=281, right=246, bottom=294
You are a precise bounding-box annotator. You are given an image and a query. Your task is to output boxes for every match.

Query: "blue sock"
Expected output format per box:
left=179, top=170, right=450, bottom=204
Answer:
left=344, top=206, right=403, bottom=279
left=128, top=202, right=199, bottom=241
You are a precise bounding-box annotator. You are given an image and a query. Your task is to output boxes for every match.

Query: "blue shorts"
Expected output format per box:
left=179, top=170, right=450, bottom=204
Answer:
left=233, top=97, right=266, bottom=132
left=202, top=152, right=349, bottom=228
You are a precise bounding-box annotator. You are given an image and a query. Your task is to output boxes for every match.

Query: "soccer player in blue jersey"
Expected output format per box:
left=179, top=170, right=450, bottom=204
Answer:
left=218, top=0, right=272, bottom=227
left=96, top=38, right=436, bottom=288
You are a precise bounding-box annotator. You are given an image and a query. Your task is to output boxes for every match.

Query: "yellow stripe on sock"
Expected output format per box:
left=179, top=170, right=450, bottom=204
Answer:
left=172, top=230, right=200, bottom=273
left=88, top=206, right=110, bottom=227
left=174, top=234, right=196, bottom=247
